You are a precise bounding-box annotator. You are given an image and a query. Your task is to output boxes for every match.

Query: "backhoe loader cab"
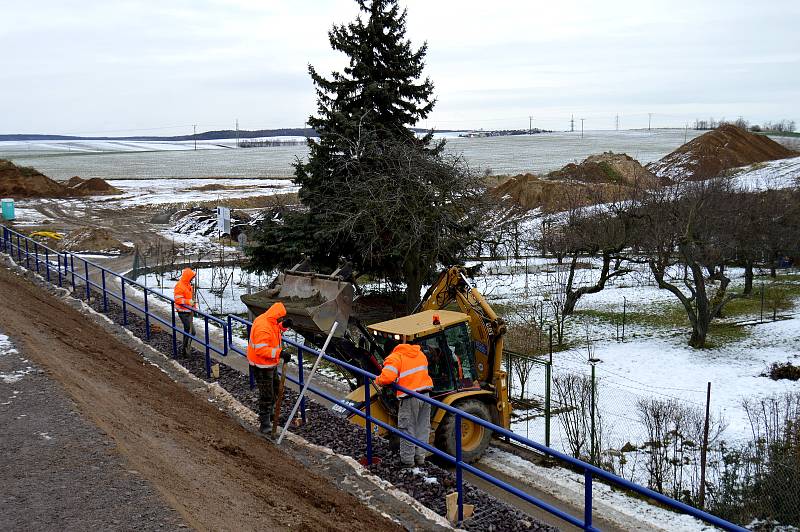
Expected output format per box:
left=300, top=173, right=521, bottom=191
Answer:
left=368, top=310, right=481, bottom=395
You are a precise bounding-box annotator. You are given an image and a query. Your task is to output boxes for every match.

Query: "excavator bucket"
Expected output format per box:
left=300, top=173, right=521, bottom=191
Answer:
left=241, top=267, right=354, bottom=338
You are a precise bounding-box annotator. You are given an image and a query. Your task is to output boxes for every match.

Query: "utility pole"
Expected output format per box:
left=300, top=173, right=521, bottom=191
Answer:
left=580, top=118, right=585, bottom=139
left=615, top=114, right=619, bottom=131
left=193, top=124, right=197, bottom=151
left=570, top=114, right=575, bottom=133
left=529, top=115, right=533, bottom=135
left=648, top=113, right=652, bottom=132
left=685, top=123, right=689, bottom=143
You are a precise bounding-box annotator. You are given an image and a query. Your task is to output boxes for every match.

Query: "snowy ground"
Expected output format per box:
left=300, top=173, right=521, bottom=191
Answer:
left=728, top=156, right=800, bottom=190
left=106, top=177, right=297, bottom=207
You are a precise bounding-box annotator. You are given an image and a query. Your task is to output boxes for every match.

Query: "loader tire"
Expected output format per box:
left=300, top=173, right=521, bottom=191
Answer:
left=435, top=399, right=493, bottom=463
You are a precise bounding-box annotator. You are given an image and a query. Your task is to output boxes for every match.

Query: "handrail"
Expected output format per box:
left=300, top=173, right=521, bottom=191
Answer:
left=0, top=225, right=747, bottom=531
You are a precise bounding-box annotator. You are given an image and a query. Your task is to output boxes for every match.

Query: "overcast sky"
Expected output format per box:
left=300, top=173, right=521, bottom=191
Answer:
left=2, top=0, right=798, bottom=135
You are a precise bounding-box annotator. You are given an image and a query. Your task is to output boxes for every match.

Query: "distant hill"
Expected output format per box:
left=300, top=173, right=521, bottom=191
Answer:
left=0, top=127, right=459, bottom=142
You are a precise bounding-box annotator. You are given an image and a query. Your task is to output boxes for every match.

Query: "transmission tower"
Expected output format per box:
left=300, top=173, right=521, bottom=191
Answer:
left=570, top=114, right=575, bottom=132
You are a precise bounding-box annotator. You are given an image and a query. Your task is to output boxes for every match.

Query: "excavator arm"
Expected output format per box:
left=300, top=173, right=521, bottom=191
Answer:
left=418, top=267, right=511, bottom=428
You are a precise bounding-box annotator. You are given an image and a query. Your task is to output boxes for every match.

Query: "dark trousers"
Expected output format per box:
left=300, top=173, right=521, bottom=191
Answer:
left=253, top=366, right=279, bottom=426
left=178, top=311, right=195, bottom=354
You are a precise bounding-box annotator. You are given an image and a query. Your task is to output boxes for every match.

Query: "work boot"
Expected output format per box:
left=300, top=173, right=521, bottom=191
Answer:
left=259, top=421, right=270, bottom=434
left=415, top=456, right=425, bottom=466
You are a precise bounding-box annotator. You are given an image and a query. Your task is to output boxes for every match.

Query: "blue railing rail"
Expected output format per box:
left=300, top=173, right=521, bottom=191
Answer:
left=0, top=225, right=746, bottom=531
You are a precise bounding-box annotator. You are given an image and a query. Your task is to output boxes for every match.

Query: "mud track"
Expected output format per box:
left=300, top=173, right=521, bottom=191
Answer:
left=0, top=265, right=401, bottom=532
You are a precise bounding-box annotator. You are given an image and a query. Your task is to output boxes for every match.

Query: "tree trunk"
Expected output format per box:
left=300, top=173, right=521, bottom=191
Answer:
left=743, top=261, right=753, bottom=296
left=404, top=261, right=424, bottom=314
left=689, top=318, right=709, bottom=348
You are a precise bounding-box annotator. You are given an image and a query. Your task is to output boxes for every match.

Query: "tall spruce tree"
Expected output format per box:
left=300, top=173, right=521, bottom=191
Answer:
left=247, top=0, right=484, bottom=310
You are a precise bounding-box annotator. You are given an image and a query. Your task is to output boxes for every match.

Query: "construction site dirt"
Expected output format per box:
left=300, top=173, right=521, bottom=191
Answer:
left=0, top=262, right=405, bottom=532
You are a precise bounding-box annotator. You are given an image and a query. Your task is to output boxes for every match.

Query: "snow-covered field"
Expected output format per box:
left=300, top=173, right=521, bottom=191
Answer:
left=0, top=129, right=706, bottom=180
left=729, top=156, right=800, bottom=190
left=107, top=178, right=297, bottom=207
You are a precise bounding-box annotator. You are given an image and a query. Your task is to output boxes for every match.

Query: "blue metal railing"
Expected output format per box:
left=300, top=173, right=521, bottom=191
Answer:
left=0, top=225, right=746, bottom=531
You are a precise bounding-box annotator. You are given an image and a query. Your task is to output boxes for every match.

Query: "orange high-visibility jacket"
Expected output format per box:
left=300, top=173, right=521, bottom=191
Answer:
left=247, top=302, right=287, bottom=368
left=376, top=344, right=433, bottom=398
left=174, top=268, right=197, bottom=313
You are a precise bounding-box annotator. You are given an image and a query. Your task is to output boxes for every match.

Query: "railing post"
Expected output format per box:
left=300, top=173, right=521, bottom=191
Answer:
left=24, top=238, right=29, bottom=269
left=456, top=414, right=464, bottom=524
left=121, top=277, right=127, bottom=325
left=171, top=303, right=178, bottom=358
left=70, top=254, right=75, bottom=291
left=248, top=323, right=255, bottom=389
left=57, top=253, right=62, bottom=287
left=584, top=470, right=593, bottom=531
left=204, top=316, right=211, bottom=378
left=364, top=373, right=372, bottom=465
left=144, top=288, right=151, bottom=341
left=84, top=260, right=90, bottom=301
left=45, top=248, right=50, bottom=282
left=34, top=242, right=39, bottom=273
left=16, top=234, right=21, bottom=262
left=298, top=345, right=306, bottom=423
left=101, top=269, right=108, bottom=311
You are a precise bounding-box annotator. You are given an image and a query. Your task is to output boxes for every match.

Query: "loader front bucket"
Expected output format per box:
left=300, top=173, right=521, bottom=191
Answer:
left=241, top=271, right=354, bottom=337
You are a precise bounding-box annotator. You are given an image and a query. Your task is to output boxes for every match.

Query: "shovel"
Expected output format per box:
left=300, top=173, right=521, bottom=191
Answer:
left=272, top=357, right=288, bottom=437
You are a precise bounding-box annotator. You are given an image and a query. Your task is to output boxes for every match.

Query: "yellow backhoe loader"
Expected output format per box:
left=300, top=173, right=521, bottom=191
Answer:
left=242, top=265, right=510, bottom=462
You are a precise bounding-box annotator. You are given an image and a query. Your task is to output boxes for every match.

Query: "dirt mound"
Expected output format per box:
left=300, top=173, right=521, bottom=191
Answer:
left=548, top=152, right=662, bottom=187
left=0, top=160, right=121, bottom=198
left=0, top=159, right=69, bottom=198
left=492, top=173, right=631, bottom=212
left=71, top=177, right=122, bottom=195
left=647, top=124, right=797, bottom=181
left=59, top=228, right=133, bottom=254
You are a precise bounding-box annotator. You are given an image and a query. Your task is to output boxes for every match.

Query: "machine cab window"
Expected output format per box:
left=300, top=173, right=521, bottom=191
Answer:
left=416, top=322, right=478, bottom=395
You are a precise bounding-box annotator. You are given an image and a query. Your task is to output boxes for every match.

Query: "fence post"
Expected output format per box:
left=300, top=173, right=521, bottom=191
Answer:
left=101, top=269, right=108, bottom=311
left=590, top=361, right=597, bottom=464
left=545, top=356, right=552, bottom=448
left=84, top=260, right=90, bottom=301
left=70, top=254, right=76, bottom=291
left=584, top=470, right=593, bottom=530
left=57, top=253, right=62, bottom=287
left=455, top=414, right=464, bottom=524
left=760, top=283, right=765, bottom=323
left=24, top=238, right=29, bottom=269
left=204, top=316, right=211, bottom=378
left=45, top=248, right=50, bottom=282
left=699, top=381, right=711, bottom=509
left=34, top=242, right=39, bottom=273
left=622, top=296, right=627, bottom=341
left=364, top=374, right=373, bottom=465
left=121, top=277, right=127, bottom=325
left=144, top=288, right=151, bottom=341
left=171, top=303, right=178, bottom=358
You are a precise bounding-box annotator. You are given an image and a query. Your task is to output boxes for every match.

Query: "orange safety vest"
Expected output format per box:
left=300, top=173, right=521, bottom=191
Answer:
left=174, top=268, right=197, bottom=313
left=247, top=302, right=287, bottom=368
left=376, top=344, right=433, bottom=398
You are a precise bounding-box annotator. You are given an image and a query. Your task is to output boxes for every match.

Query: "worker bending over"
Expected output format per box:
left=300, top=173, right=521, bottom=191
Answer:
left=173, top=268, right=198, bottom=357
left=376, top=343, right=433, bottom=467
left=247, top=302, right=292, bottom=435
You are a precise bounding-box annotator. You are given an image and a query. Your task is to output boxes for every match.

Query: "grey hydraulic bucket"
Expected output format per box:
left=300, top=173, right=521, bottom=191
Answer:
left=241, top=270, right=354, bottom=337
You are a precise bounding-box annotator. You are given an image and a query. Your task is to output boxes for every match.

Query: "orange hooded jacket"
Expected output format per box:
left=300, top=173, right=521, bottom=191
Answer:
left=247, top=302, right=287, bottom=368
left=174, top=268, right=197, bottom=313
left=376, top=343, right=433, bottom=398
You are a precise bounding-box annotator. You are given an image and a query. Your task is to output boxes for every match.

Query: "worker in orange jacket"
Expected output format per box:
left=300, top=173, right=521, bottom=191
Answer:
left=376, top=343, right=433, bottom=467
left=247, top=302, right=292, bottom=434
left=173, top=268, right=198, bottom=357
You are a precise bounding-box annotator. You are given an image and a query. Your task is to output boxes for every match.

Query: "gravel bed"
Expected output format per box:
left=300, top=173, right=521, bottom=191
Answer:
left=81, top=290, right=555, bottom=531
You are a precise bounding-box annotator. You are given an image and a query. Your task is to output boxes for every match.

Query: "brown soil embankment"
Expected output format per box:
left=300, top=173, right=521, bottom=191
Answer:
left=0, top=263, right=402, bottom=532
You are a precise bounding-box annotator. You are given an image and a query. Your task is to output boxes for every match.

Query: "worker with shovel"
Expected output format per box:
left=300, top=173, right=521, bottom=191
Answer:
left=174, top=268, right=198, bottom=357
left=247, top=302, right=292, bottom=435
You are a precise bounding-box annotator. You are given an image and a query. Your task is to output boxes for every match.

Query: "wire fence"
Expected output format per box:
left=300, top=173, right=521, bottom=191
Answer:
left=505, top=347, right=800, bottom=529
